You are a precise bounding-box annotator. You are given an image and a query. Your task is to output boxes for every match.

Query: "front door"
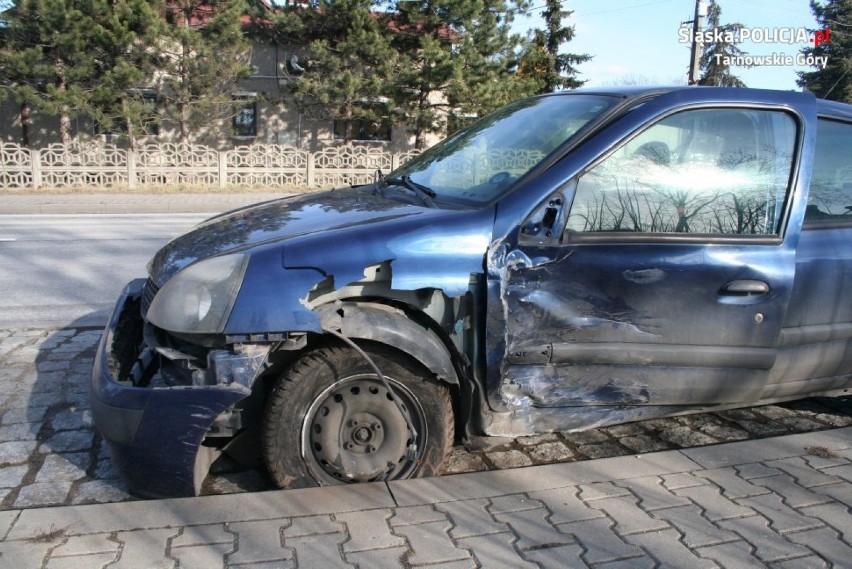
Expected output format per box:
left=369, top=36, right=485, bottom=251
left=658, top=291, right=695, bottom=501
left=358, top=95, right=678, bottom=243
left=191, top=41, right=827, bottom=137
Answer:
left=492, top=105, right=801, bottom=421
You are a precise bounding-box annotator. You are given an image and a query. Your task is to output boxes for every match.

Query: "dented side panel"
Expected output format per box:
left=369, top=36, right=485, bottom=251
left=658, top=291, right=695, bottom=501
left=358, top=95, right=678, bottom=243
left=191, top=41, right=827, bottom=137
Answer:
left=481, top=88, right=815, bottom=435
left=486, top=241, right=795, bottom=418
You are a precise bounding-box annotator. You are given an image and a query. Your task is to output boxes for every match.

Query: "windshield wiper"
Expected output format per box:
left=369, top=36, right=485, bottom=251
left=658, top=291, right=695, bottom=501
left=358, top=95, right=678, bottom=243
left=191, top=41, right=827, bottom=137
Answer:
left=374, top=170, right=436, bottom=208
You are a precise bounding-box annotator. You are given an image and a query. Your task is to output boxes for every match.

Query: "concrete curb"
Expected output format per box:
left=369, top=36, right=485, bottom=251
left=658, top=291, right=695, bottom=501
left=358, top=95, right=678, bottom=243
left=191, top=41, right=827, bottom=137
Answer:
left=0, top=192, right=292, bottom=215
left=2, top=427, right=851, bottom=567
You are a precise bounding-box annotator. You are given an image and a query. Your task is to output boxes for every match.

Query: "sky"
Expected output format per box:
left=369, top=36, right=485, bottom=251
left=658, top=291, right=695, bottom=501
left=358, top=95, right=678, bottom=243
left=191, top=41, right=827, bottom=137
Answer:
left=511, top=0, right=818, bottom=90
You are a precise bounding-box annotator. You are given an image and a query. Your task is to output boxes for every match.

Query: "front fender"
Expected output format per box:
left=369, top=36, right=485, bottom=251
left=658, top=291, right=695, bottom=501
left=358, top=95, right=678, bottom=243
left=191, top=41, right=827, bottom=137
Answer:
left=317, top=302, right=459, bottom=385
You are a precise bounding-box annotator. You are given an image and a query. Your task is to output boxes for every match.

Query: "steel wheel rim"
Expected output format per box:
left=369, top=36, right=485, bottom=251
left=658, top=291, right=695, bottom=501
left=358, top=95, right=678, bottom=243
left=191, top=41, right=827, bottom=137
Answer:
left=301, top=373, right=427, bottom=485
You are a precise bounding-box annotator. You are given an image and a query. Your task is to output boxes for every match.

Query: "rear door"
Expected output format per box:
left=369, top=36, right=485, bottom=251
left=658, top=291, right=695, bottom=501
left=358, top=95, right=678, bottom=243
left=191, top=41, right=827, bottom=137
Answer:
left=770, top=113, right=852, bottom=399
left=491, top=95, right=806, bottom=414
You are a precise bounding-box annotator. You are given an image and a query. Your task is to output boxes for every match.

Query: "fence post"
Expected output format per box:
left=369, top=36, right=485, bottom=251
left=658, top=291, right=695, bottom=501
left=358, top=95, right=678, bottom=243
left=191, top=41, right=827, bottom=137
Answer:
left=218, top=151, right=227, bottom=189
left=306, top=153, right=315, bottom=187
left=127, top=149, right=137, bottom=189
left=30, top=148, right=41, bottom=190
left=391, top=153, right=399, bottom=172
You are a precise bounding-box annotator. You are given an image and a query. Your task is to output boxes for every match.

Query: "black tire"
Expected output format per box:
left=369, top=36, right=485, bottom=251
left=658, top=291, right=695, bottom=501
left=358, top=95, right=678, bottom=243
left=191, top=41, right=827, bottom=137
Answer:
left=262, top=344, right=454, bottom=489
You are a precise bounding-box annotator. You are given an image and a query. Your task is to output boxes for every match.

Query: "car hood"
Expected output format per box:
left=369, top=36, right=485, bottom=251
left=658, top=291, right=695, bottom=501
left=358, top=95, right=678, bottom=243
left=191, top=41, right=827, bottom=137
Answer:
left=148, top=187, right=426, bottom=285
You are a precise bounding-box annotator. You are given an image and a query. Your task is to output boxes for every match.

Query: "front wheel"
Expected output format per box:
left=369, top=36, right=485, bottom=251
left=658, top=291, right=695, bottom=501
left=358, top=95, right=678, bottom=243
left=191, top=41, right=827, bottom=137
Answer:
left=262, top=344, right=454, bottom=488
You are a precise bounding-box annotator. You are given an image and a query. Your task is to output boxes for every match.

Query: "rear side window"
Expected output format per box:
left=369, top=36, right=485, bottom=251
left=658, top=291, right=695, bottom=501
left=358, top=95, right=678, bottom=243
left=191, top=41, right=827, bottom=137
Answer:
left=566, top=108, right=797, bottom=238
left=805, top=118, right=852, bottom=226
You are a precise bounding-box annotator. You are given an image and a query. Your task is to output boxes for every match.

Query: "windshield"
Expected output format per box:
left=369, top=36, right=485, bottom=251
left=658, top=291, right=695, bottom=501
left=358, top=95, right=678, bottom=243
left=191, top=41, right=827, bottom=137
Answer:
left=390, top=94, right=618, bottom=206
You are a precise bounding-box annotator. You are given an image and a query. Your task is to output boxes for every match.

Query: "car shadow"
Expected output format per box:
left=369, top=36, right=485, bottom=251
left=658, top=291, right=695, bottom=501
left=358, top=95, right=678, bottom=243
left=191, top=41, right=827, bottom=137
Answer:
left=13, top=314, right=278, bottom=509
left=2, top=316, right=131, bottom=509
left=7, top=313, right=852, bottom=511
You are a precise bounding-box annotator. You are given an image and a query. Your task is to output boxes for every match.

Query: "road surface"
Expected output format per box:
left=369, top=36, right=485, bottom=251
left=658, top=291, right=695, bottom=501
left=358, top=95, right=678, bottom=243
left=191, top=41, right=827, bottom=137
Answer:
left=0, top=213, right=208, bottom=328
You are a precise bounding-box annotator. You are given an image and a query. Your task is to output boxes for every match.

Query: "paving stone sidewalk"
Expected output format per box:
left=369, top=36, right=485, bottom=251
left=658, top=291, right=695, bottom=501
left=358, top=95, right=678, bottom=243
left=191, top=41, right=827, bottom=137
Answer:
left=0, top=327, right=851, bottom=567
left=2, top=326, right=851, bottom=512
left=1, top=427, right=851, bottom=567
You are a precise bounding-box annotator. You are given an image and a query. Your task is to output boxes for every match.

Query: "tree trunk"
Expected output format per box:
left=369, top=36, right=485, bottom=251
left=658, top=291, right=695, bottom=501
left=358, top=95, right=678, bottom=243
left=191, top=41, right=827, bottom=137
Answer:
left=343, top=103, right=353, bottom=145
left=55, top=57, right=71, bottom=144
left=123, top=98, right=137, bottom=152
left=178, top=101, right=189, bottom=144
left=20, top=102, right=31, bottom=148
left=414, top=112, right=426, bottom=150
left=59, top=112, right=72, bottom=144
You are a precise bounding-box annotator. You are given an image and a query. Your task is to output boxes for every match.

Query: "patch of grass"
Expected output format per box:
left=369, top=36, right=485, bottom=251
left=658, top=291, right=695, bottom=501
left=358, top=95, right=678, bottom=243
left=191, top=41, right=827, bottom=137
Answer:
left=806, top=446, right=840, bottom=459
left=0, top=183, right=318, bottom=195
left=27, top=524, right=68, bottom=543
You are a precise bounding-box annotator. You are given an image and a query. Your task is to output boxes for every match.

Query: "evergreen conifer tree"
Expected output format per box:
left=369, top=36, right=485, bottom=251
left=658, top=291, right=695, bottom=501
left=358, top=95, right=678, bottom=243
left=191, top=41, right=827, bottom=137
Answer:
left=697, top=0, right=748, bottom=87
left=797, top=0, right=851, bottom=102
left=517, top=0, right=589, bottom=94
left=389, top=0, right=530, bottom=147
left=256, top=1, right=567, bottom=144
left=443, top=1, right=530, bottom=126
left=0, top=0, right=160, bottom=146
left=155, top=0, right=253, bottom=143
left=286, top=0, right=397, bottom=144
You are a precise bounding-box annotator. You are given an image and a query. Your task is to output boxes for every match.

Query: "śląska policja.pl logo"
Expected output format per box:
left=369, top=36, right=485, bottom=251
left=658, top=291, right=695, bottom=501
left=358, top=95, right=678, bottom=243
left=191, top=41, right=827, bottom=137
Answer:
left=678, top=27, right=832, bottom=69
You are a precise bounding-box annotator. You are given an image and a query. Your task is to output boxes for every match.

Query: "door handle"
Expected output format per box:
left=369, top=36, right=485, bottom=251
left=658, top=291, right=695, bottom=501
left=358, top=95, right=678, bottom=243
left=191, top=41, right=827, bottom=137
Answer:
left=721, top=279, right=770, bottom=295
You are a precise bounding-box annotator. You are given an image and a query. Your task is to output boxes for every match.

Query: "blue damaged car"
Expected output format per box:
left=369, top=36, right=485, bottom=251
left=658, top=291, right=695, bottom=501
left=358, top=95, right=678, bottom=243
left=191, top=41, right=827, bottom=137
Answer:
left=92, top=86, right=852, bottom=498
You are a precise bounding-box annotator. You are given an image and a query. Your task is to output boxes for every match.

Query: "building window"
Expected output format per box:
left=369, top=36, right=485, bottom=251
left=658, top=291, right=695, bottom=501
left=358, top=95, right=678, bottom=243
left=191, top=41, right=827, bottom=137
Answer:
left=97, top=89, right=159, bottom=136
left=447, top=113, right=477, bottom=135
left=233, top=96, right=257, bottom=138
left=333, top=103, right=391, bottom=142
left=134, top=90, right=160, bottom=136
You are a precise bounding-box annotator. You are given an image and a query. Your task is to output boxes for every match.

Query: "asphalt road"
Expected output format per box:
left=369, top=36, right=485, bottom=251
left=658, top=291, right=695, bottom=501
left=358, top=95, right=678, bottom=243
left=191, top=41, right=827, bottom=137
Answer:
left=0, top=213, right=209, bottom=328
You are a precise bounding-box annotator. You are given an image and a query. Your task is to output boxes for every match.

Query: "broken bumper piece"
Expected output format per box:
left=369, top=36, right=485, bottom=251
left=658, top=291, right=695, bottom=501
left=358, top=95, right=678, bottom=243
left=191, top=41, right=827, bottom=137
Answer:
left=90, top=279, right=269, bottom=498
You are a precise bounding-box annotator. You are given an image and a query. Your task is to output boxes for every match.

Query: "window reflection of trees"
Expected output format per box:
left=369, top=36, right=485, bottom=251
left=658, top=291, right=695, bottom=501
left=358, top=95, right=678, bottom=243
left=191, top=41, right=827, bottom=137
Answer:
left=571, top=172, right=783, bottom=236
left=806, top=120, right=852, bottom=222
left=568, top=109, right=794, bottom=236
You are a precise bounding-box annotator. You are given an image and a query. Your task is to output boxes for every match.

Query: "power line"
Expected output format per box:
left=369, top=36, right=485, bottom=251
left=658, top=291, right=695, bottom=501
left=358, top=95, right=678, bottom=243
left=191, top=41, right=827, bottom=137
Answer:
left=511, top=0, right=674, bottom=19
left=573, top=0, right=675, bottom=18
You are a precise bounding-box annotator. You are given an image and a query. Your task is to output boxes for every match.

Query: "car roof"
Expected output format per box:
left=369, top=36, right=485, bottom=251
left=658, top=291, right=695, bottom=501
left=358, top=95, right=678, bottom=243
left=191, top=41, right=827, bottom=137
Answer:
left=571, top=85, right=684, bottom=97
left=561, top=86, right=852, bottom=119
left=817, top=98, right=852, bottom=120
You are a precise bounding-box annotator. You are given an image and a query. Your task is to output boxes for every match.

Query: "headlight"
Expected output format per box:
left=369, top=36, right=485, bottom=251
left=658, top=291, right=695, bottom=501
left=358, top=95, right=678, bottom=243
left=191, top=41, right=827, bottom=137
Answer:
left=146, top=254, right=249, bottom=334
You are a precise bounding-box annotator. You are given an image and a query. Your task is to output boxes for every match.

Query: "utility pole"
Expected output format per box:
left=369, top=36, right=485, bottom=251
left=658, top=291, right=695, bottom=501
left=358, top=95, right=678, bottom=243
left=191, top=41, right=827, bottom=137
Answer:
left=687, top=0, right=708, bottom=84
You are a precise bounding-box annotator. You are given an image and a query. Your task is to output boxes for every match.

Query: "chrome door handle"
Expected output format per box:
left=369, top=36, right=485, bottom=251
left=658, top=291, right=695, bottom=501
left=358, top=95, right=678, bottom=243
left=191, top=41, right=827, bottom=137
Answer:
left=721, top=280, right=770, bottom=295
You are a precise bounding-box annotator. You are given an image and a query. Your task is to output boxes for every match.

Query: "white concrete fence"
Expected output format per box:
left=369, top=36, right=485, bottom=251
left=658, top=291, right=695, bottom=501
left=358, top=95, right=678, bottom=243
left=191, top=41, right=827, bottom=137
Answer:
left=0, top=142, right=421, bottom=190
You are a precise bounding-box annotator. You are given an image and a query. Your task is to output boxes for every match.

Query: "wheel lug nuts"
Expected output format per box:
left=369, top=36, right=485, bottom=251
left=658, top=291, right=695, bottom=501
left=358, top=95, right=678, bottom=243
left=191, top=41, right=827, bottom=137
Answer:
left=344, top=442, right=354, bottom=450
left=373, top=423, right=382, bottom=431
left=349, top=420, right=359, bottom=427
left=367, top=445, right=377, bottom=453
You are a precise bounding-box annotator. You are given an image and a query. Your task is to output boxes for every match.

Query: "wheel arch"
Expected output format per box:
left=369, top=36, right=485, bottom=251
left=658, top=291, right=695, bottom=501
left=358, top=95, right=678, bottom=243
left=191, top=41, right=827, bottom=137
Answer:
left=314, top=301, right=461, bottom=387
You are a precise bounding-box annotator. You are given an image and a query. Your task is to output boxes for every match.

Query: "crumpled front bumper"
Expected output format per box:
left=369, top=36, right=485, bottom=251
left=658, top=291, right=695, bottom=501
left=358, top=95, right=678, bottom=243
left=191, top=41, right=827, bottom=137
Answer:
left=90, top=279, right=255, bottom=498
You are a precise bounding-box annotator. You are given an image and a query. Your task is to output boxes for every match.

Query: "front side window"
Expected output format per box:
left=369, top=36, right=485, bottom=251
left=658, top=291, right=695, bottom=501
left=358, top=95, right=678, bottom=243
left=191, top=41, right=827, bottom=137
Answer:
left=805, top=118, right=852, bottom=225
left=566, top=108, right=797, bottom=237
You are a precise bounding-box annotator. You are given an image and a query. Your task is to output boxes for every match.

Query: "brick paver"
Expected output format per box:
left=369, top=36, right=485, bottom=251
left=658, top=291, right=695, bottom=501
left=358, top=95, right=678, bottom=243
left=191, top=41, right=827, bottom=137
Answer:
left=226, top=520, right=292, bottom=566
